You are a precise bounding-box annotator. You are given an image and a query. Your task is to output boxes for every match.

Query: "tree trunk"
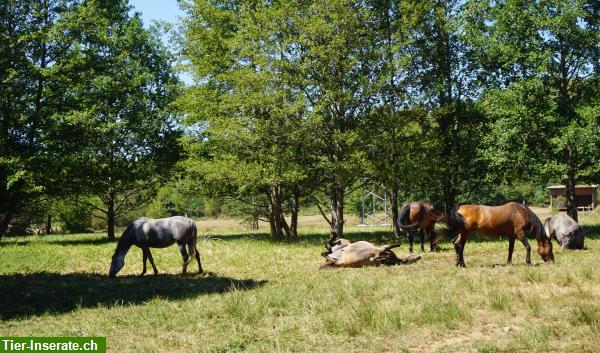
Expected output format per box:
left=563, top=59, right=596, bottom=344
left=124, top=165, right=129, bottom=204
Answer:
left=268, top=185, right=284, bottom=240
left=391, top=187, right=401, bottom=238
left=45, top=214, right=52, bottom=234
left=331, top=185, right=344, bottom=238
left=289, top=187, right=299, bottom=238
left=563, top=143, right=579, bottom=222
left=565, top=169, right=578, bottom=222
left=107, top=191, right=116, bottom=239
left=0, top=211, right=12, bottom=238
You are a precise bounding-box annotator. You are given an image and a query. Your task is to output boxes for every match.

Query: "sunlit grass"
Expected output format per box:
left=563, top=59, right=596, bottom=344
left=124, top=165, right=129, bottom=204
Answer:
left=1, top=221, right=599, bottom=352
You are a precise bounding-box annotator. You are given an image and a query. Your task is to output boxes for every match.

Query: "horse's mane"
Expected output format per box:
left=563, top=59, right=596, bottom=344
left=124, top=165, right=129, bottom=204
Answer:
left=521, top=204, right=549, bottom=244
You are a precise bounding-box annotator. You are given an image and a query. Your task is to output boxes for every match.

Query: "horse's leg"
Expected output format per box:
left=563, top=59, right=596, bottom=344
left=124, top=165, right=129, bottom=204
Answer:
left=419, top=229, right=425, bottom=252
left=146, top=248, right=159, bottom=275
left=429, top=227, right=438, bottom=252
left=184, top=242, right=197, bottom=275
left=507, top=237, right=515, bottom=264
left=518, top=235, right=532, bottom=266
left=194, top=247, right=203, bottom=274
left=408, top=230, right=415, bottom=253
left=178, top=243, right=190, bottom=275
left=140, top=247, right=148, bottom=276
left=514, top=229, right=531, bottom=265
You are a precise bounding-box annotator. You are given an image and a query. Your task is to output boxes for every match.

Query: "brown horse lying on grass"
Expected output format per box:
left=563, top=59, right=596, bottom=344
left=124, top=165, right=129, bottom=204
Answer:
left=320, top=236, right=421, bottom=268
left=397, top=202, right=445, bottom=252
left=446, top=202, right=554, bottom=267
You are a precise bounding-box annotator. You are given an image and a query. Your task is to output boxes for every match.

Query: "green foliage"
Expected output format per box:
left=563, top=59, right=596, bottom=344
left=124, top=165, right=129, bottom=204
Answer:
left=56, top=202, right=93, bottom=234
left=0, top=0, right=181, bottom=237
left=56, top=0, right=181, bottom=237
left=0, top=0, right=81, bottom=234
left=147, top=179, right=206, bottom=218
left=466, top=0, right=600, bottom=220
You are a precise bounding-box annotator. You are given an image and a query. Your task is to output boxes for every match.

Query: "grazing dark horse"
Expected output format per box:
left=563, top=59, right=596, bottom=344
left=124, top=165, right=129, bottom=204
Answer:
left=446, top=202, right=554, bottom=267
left=543, top=214, right=585, bottom=250
left=397, top=202, right=445, bottom=252
left=109, top=216, right=203, bottom=277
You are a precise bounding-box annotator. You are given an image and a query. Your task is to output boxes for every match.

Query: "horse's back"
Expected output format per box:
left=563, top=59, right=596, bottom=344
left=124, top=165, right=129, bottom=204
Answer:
left=458, top=202, right=528, bottom=236
left=131, top=216, right=196, bottom=247
left=409, top=202, right=436, bottom=227
left=549, top=214, right=584, bottom=249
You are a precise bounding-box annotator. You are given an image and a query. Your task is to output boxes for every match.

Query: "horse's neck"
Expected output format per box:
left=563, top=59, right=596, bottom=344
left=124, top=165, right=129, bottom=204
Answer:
left=115, top=236, right=132, bottom=257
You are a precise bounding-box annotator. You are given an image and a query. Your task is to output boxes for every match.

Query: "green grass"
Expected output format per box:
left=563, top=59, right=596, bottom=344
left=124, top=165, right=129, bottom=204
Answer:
left=1, top=224, right=600, bottom=353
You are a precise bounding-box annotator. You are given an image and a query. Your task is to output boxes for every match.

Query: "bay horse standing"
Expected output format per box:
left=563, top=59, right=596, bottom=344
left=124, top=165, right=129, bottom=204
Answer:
left=397, top=202, right=444, bottom=252
left=109, top=216, right=203, bottom=277
left=446, top=202, right=554, bottom=267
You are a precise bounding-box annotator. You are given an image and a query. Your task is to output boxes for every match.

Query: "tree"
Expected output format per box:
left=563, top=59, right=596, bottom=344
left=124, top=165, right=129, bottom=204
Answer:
left=0, top=0, right=81, bottom=237
left=57, top=0, right=181, bottom=238
left=362, top=0, right=441, bottom=237
left=285, top=0, right=381, bottom=238
left=394, top=0, right=487, bottom=213
left=179, top=0, right=312, bottom=239
left=465, top=0, right=600, bottom=221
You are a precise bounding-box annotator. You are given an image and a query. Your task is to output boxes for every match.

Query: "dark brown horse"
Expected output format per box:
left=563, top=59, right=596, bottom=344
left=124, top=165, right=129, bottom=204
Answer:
left=397, top=202, right=445, bottom=252
left=446, top=202, right=554, bottom=267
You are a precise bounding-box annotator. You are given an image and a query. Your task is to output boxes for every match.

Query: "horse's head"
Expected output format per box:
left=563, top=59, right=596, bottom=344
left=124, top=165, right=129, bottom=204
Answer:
left=537, top=239, right=554, bottom=262
left=109, top=252, right=125, bottom=277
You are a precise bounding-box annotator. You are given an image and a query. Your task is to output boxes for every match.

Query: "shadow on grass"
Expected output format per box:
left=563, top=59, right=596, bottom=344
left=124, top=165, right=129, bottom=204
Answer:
left=0, top=272, right=267, bottom=321
left=579, top=224, right=600, bottom=239
left=46, top=237, right=115, bottom=246
left=0, top=234, right=115, bottom=247
left=0, top=240, right=30, bottom=247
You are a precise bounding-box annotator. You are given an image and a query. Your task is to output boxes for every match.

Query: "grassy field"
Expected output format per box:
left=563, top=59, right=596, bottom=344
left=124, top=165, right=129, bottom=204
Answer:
left=1, top=211, right=600, bottom=353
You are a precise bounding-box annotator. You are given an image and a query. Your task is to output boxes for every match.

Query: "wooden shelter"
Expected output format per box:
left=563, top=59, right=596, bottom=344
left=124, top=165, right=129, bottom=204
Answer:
left=547, top=184, right=598, bottom=210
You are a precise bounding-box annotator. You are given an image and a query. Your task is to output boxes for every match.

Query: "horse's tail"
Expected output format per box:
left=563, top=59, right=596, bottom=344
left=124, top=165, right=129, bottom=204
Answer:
left=523, top=205, right=549, bottom=244
left=189, top=219, right=198, bottom=257
left=398, top=204, right=419, bottom=230
left=446, top=206, right=465, bottom=234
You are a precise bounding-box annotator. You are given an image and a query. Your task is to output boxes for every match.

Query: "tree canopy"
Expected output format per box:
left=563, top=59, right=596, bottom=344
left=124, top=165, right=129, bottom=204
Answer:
left=1, top=0, right=599, bottom=239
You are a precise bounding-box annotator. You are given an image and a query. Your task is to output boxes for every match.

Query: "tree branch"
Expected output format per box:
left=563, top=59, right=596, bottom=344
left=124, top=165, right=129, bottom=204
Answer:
left=72, top=198, right=108, bottom=214
left=311, top=195, right=332, bottom=227
left=229, top=195, right=268, bottom=209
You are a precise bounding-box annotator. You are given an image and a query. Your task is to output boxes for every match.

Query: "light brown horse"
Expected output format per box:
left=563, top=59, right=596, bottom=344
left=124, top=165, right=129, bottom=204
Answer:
left=320, top=238, right=422, bottom=268
left=446, top=202, right=554, bottom=267
left=397, top=202, right=445, bottom=252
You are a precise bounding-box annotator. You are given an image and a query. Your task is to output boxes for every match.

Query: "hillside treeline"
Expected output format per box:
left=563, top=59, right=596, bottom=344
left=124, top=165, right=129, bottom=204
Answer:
left=1, top=0, right=599, bottom=239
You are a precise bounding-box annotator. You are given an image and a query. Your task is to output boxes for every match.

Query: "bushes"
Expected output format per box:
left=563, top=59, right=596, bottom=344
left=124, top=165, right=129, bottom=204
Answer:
left=56, top=203, right=93, bottom=234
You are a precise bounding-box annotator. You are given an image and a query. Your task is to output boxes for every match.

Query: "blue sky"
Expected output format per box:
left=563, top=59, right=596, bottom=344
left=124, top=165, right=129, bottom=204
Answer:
left=129, top=0, right=184, bottom=27
left=128, top=0, right=192, bottom=84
